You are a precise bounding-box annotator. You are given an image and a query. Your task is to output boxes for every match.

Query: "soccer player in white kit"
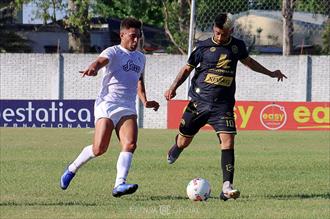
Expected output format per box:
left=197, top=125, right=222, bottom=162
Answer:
left=60, top=17, right=159, bottom=197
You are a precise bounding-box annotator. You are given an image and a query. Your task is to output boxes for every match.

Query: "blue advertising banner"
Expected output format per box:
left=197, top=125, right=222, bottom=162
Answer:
left=0, top=100, right=95, bottom=128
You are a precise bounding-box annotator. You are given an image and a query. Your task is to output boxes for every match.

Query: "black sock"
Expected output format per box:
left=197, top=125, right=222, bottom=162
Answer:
left=169, top=144, right=183, bottom=158
left=169, top=135, right=183, bottom=158
left=221, top=149, right=235, bottom=183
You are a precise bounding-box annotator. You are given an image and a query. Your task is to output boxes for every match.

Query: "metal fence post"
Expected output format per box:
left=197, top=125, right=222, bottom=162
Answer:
left=186, top=0, right=196, bottom=99
left=306, top=55, right=312, bottom=102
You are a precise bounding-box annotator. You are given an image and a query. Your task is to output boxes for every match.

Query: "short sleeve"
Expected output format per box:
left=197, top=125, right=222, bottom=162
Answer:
left=140, top=54, right=146, bottom=76
left=99, top=47, right=115, bottom=64
left=237, top=40, right=249, bottom=60
left=187, top=46, right=203, bottom=68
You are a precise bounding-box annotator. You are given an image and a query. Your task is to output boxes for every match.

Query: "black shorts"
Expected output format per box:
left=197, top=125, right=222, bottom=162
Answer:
left=179, top=101, right=236, bottom=137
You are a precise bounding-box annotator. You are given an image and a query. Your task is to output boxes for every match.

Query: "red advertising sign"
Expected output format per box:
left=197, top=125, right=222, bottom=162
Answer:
left=167, top=100, right=330, bottom=131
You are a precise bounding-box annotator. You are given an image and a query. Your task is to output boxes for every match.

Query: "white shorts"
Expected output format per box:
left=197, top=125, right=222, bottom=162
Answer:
left=94, top=101, right=137, bottom=126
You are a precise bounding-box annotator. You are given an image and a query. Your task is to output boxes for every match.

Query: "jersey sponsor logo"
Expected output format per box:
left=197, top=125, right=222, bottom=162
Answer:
left=204, top=73, right=233, bottom=87
left=209, top=68, right=234, bottom=74
left=123, top=60, right=141, bottom=73
left=216, top=54, right=231, bottom=69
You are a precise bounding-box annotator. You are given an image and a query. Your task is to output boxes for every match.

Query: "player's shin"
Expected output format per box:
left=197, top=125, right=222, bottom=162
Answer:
left=167, top=135, right=183, bottom=164
left=68, top=145, right=96, bottom=173
left=220, top=149, right=240, bottom=200
left=115, top=152, right=133, bottom=187
left=221, top=149, right=235, bottom=190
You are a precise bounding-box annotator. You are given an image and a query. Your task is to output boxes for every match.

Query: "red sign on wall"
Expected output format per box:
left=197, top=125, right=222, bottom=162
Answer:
left=167, top=100, right=330, bottom=131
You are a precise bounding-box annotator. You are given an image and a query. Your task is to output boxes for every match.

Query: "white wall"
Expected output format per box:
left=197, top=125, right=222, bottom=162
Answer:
left=1, top=53, right=329, bottom=128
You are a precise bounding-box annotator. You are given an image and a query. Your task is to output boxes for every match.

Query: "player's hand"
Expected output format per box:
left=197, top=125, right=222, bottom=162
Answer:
left=270, top=70, right=287, bottom=82
left=164, top=89, right=176, bottom=100
left=79, top=67, right=98, bottom=77
left=144, top=100, right=160, bottom=111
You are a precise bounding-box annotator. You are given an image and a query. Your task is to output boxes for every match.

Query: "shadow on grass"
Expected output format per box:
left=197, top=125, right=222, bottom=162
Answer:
left=265, top=192, right=330, bottom=200
left=3, top=193, right=327, bottom=206
left=0, top=201, right=97, bottom=206
left=135, top=195, right=188, bottom=201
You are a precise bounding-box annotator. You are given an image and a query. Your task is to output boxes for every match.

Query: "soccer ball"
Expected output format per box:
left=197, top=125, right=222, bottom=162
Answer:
left=186, top=178, right=211, bottom=201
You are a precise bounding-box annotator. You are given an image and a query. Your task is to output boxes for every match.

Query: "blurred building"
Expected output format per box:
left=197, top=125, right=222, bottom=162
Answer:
left=0, top=0, right=22, bottom=24
left=195, top=10, right=328, bottom=54
left=1, top=17, right=170, bottom=53
left=235, top=10, right=327, bottom=47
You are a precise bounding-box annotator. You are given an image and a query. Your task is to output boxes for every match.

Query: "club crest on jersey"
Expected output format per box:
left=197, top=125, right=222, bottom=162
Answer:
left=210, top=47, right=216, bottom=52
left=231, top=45, right=238, bottom=54
left=123, top=60, right=141, bottom=73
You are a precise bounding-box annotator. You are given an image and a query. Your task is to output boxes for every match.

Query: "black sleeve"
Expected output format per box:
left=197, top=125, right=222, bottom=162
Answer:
left=187, top=46, right=203, bottom=68
left=237, top=40, right=249, bottom=60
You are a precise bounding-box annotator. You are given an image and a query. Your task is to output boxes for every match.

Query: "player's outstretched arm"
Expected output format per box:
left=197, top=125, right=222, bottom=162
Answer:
left=79, top=57, right=109, bottom=77
left=240, top=56, right=287, bottom=81
left=164, top=65, right=194, bottom=100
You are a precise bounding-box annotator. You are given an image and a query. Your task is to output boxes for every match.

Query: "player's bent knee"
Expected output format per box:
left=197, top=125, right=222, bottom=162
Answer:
left=177, top=134, right=193, bottom=148
left=122, top=143, right=137, bottom=153
left=221, top=142, right=234, bottom=150
left=92, top=145, right=108, bottom=156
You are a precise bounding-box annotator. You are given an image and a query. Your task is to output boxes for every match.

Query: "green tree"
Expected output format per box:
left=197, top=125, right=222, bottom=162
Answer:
left=295, top=0, right=330, bottom=14
left=0, top=31, right=32, bottom=52
left=0, top=0, right=32, bottom=52
left=94, top=0, right=189, bottom=54
left=162, top=0, right=190, bottom=54
left=14, top=0, right=91, bottom=53
left=94, top=0, right=164, bottom=28
left=15, top=0, right=66, bottom=25
left=321, top=19, right=330, bottom=54
left=10, top=0, right=193, bottom=54
left=66, top=0, right=90, bottom=53
left=295, top=0, right=329, bottom=54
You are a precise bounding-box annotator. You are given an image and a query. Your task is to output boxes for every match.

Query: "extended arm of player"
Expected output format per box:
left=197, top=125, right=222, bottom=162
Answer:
left=164, top=64, right=194, bottom=100
left=80, top=57, right=109, bottom=77
left=137, top=75, right=160, bottom=111
left=240, top=56, right=287, bottom=81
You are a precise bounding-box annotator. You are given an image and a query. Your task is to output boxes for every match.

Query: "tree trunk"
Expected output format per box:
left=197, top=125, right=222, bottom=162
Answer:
left=68, top=32, right=90, bottom=53
left=67, top=0, right=90, bottom=53
left=162, top=0, right=186, bottom=55
left=282, top=0, right=295, bottom=55
left=178, top=0, right=184, bottom=32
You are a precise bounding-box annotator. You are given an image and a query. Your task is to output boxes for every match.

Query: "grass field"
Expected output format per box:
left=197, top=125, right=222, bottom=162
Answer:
left=0, top=128, right=329, bottom=219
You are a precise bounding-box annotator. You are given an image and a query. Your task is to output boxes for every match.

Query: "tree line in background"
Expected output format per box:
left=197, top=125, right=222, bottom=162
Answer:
left=0, top=0, right=329, bottom=54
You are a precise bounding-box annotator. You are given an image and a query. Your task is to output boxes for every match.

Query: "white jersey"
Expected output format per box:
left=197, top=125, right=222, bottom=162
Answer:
left=96, top=45, right=145, bottom=106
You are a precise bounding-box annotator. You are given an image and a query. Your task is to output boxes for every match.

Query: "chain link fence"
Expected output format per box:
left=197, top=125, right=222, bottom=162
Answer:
left=193, top=0, right=330, bottom=55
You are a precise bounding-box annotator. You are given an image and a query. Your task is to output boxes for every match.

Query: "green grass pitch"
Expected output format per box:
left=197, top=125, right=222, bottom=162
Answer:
left=0, top=128, right=329, bottom=219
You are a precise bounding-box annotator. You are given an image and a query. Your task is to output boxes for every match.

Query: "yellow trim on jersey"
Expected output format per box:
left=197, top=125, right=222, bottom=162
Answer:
left=179, top=132, right=194, bottom=138
left=187, top=63, right=196, bottom=68
left=212, top=36, right=232, bottom=46
left=216, top=130, right=237, bottom=134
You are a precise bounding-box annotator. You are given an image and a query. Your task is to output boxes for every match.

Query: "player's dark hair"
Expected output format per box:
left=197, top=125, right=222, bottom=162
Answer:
left=120, top=17, right=142, bottom=30
left=214, top=13, right=228, bottom=29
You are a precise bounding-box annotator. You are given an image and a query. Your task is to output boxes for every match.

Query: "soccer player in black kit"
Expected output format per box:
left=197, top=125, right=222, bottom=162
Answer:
left=164, top=13, right=287, bottom=201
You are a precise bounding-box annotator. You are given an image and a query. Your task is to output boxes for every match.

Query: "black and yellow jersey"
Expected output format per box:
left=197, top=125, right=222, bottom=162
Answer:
left=187, top=36, right=248, bottom=106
